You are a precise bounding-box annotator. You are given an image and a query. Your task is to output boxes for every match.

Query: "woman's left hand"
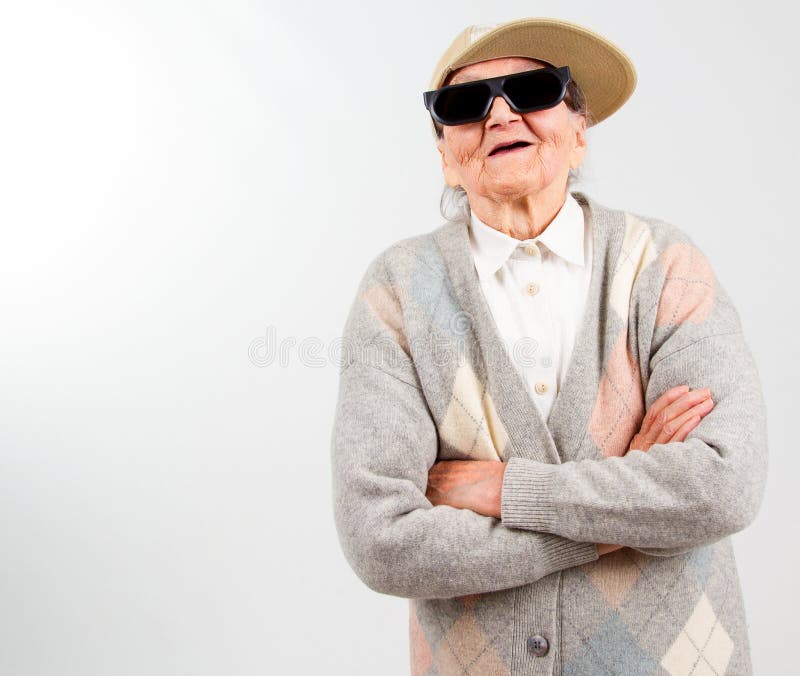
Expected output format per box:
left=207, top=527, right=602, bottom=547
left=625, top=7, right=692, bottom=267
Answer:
left=425, top=460, right=506, bottom=518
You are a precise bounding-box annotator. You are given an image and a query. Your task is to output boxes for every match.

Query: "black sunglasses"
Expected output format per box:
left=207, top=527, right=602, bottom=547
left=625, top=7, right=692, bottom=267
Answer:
left=423, top=65, right=571, bottom=127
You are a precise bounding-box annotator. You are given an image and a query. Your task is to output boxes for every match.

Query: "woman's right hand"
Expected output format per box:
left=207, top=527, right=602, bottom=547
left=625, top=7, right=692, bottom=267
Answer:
left=597, top=385, right=715, bottom=556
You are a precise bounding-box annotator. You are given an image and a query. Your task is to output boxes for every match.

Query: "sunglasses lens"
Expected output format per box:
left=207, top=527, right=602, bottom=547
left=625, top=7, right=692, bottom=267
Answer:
left=433, top=81, right=491, bottom=124
left=504, top=70, right=565, bottom=111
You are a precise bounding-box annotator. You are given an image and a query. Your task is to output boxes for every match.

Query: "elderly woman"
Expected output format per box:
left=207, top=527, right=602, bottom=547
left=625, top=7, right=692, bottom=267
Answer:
left=331, top=17, right=767, bottom=675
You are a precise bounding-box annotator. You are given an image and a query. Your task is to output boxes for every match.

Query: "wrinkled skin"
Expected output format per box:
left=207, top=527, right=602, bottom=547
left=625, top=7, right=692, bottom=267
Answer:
left=437, top=57, right=587, bottom=241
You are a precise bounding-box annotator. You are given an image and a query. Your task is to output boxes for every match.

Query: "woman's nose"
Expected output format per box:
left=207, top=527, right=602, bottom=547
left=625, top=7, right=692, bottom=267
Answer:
left=485, top=95, right=521, bottom=128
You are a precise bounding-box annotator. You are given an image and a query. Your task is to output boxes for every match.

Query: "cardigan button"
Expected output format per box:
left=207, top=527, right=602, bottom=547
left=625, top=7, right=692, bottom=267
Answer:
left=535, top=381, right=548, bottom=395
left=527, top=634, right=549, bottom=656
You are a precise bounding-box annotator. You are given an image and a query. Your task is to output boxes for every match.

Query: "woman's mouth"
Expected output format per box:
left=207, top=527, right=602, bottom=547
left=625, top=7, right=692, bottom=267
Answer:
left=488, top=141, right=533, bottom=157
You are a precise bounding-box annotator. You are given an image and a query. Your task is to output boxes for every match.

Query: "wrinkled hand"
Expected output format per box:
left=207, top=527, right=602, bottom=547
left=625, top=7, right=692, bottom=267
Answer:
left=425, top=460, right=505, bottom=518
left=599, top=385, right=715, bottom=556
left=629, top=385, right=714, bottom=452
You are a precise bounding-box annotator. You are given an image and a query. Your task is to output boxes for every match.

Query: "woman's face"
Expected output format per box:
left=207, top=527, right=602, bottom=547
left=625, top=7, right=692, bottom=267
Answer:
left=437, top=57, right=587, bottom=203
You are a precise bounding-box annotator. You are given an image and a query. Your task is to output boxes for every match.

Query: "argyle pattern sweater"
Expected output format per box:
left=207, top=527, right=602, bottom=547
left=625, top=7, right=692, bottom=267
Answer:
left=330, top=191, right=768, bottom=675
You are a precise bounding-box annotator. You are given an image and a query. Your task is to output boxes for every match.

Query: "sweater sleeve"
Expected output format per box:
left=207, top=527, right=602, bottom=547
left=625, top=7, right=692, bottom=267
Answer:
left=330, top=253, right=599, bottom=600
left=499, top=233, right=769, bottom=551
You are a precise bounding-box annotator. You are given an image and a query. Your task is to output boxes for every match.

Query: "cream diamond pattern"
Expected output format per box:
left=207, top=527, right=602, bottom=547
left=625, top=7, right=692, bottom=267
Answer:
left=439, top=363, right=509, bottom=460
left=661, top=592, right=734, bottom=675
left=609, top=212, right=657, bottom=322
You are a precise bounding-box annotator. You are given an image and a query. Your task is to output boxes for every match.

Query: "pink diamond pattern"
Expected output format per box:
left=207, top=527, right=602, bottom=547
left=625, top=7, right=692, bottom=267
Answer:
left=588, top=331, right=645, bottom=458
left=656, top=242, right=715, bottom=328
left=582, top=547, right=649, bottom=608
left=434, top=611, right=510, bottom=675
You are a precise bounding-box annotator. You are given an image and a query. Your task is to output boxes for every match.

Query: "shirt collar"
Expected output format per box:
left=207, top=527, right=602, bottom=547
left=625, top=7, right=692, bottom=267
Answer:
left=468, top=192, right=586, bottom=280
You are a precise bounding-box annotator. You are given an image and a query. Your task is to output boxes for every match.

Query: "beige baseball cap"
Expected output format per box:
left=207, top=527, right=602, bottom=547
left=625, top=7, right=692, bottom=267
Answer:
left=429, top=17, right=637, bottom=127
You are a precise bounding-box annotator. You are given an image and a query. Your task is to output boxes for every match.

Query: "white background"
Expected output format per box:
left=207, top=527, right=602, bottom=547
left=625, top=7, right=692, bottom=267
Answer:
left=0, top=0, right=796, bottom=674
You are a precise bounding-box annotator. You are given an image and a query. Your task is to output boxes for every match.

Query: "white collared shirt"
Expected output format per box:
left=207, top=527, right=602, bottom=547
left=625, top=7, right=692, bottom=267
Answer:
left=468, top=192, right=593, bottom=422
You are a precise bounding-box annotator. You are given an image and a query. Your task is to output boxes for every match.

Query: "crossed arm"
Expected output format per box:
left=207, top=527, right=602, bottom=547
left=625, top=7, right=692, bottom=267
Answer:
left=332, top=239, right=768, bottom=599
left=332, top=326, right=767, bottom=600
left=426, top=385, right=715, bottom=556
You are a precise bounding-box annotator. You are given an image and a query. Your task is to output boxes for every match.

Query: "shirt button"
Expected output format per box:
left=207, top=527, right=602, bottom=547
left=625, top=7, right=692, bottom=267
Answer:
left=523, top=244, right=539, bottom=256
left=535, top=381, right=548, bottom=395
left=527, top=634, right=549, bottom=656
left=525, top=282, right=540, bottom=296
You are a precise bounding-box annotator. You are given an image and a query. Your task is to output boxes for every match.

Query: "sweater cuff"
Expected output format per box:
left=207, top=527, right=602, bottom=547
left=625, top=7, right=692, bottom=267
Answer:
left=500, top=456, right=561, bottom=532
left=537, top=535, right=600, bottom=578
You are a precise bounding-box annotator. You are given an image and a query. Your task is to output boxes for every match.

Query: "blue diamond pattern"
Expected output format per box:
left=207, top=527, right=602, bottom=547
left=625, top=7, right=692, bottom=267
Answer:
left=409, top=240, right=467, bottom=341
left=564, top=611, right=658, bottom=676
left=688, top=544, right=715, bottom=588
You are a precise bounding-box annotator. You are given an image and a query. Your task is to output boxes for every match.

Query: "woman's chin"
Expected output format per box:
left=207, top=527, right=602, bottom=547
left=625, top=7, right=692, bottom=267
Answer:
left=479, top=178, right=548, bottom=201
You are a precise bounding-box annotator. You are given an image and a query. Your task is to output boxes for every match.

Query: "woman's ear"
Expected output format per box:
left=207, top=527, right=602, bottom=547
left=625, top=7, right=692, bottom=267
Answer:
left=437, top=140, right=461, bottom=188
left=569, top=116, right=588, bottom=170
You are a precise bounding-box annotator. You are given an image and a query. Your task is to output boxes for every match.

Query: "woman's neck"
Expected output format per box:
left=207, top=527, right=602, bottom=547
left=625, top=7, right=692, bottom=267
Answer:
left=468, top=184, right=568, bottom=240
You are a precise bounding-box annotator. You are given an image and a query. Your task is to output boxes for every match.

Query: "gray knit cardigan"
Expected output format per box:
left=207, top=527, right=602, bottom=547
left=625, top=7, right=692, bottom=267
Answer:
left=330, top=191, right=768, bottom=675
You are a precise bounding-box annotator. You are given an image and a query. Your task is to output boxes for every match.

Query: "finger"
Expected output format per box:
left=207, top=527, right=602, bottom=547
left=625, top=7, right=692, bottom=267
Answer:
left=628, top=433, right=647, bottom=452
left=661, top=388, right=712, bottom=429
left=668, top=415, right=702, bottom=443
left=643, top=388, right=711, bottom=444
left=655, top=397, right=714, bottom=445
left=640, top=385, right=690, bottom=437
